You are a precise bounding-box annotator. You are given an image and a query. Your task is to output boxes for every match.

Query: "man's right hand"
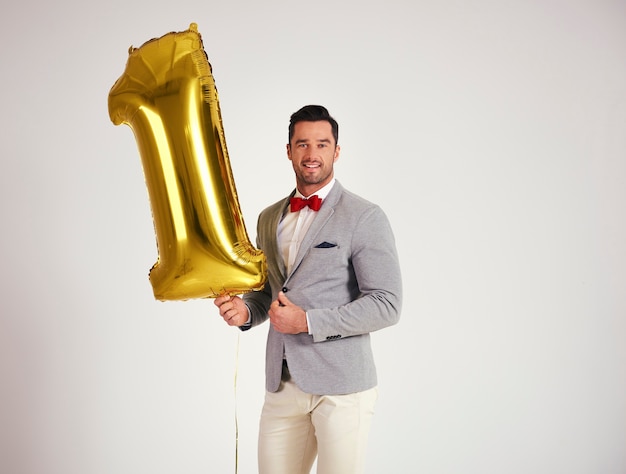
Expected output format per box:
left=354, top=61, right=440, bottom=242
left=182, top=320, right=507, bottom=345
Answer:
left=214, top=294, right=249, bottom=327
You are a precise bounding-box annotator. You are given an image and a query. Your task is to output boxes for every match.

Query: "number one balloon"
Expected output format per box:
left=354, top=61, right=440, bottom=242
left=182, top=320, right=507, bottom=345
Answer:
left=108, top=23, right=266, bottom=300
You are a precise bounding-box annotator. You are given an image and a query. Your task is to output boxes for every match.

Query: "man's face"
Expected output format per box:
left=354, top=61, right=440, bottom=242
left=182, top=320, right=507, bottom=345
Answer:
left=287, top=120, right=340, bottom=195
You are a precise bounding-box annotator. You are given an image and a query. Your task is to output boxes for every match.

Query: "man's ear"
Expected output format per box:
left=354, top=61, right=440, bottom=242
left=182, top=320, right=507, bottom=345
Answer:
left=286, top=143, right=292, bottom=160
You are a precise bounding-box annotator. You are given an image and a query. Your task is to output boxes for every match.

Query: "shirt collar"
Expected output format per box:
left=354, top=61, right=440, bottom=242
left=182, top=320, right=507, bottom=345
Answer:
left=294, top=178, right=336, bottom=201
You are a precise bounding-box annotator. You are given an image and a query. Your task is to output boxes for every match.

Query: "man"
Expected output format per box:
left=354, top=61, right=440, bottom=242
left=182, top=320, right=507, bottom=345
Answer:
left=215, top=105, right=402, bottom=474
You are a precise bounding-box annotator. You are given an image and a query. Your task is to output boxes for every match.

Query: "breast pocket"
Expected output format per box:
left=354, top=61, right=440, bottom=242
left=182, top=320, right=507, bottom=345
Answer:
left=314, top=241, right=337, bottom=248
left=309, top=243, right=347, bottom=269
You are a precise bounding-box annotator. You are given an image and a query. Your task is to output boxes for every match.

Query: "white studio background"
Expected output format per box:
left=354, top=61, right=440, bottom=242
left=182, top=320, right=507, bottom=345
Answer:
left=1, top=1, right=625, bottom=473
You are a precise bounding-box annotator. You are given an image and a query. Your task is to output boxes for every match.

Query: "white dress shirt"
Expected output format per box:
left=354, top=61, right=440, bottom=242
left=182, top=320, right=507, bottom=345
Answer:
left=277, top=179, right=336, bottom=275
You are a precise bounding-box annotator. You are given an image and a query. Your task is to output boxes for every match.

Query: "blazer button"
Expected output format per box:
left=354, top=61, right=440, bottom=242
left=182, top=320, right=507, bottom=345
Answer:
left=282, top=287, right=288, bottom=293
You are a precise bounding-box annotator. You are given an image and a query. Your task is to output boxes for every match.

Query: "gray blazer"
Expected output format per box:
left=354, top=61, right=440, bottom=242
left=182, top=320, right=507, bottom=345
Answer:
left=243, top=180, right=402, bottom=395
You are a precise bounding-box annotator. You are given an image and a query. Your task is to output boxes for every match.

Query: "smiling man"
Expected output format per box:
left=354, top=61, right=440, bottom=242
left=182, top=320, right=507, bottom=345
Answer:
left=288, top=118, right=339, bottom=193
left=215, top=105, right=403, bottom=474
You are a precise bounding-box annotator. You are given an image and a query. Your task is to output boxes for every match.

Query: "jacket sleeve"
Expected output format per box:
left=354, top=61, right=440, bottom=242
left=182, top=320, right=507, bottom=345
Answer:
left=306, top=205, right=403, bottom=343
left=241, top=210, right=275, bottom=328
left=242, top=280, right=272, bottom=328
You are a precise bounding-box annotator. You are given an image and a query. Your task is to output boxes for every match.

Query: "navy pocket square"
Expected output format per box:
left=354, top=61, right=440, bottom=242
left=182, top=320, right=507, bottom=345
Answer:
left=315, top=241, right=337, bottom=248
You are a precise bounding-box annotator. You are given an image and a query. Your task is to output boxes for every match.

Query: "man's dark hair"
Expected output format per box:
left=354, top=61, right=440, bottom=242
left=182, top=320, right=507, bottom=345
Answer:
left=288, top=105, right=339, bottom=144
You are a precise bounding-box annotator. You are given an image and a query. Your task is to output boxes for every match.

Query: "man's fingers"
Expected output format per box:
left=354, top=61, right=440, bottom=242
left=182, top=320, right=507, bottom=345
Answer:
left=277, top=291, right=290, bottom=306
left=214, top=294, right=231, bottom=307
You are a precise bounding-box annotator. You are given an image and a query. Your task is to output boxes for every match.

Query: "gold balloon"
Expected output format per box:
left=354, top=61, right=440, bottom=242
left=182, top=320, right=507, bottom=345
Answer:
left=108, top=23, right=266, bottom=300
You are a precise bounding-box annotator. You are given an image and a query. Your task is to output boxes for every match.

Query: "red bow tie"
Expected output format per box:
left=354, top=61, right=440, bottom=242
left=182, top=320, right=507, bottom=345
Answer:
left=290, top=195, right=323, bottom=212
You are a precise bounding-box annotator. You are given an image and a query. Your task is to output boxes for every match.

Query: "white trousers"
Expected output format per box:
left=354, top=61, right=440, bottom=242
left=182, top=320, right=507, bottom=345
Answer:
left=258, top=378, right=378, bottom=474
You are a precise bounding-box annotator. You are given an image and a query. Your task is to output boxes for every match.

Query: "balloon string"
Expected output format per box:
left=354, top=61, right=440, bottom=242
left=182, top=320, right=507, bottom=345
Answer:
left=234, top=331, right=240, bottom=474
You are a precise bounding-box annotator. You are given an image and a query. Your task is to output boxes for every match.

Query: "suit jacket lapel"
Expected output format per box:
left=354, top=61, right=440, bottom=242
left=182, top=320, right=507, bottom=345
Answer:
left=287, top=181, right=342, bottom=278
left=264, top=196, right=290, bottom=283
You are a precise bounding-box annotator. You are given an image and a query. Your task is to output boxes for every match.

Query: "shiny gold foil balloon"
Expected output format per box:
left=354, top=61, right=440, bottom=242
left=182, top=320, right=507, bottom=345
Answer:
left=108, top=23, right=266, bottom=300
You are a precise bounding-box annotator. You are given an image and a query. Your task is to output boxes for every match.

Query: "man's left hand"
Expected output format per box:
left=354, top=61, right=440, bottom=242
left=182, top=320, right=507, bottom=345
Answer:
left=269, top=291, right=308, bottom=334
